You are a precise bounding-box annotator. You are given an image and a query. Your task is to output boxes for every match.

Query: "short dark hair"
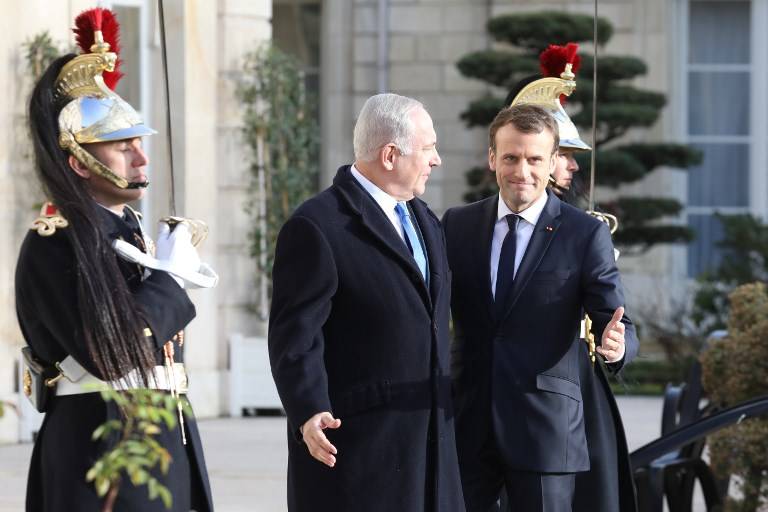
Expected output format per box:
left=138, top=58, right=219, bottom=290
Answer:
left=489, top=104, right=559, bottom=155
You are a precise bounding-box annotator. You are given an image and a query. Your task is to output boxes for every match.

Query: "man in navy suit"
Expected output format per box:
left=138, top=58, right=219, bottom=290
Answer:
left=443, top=104, right=639, bottom=511
left=269, top=93, right=464, bottom=512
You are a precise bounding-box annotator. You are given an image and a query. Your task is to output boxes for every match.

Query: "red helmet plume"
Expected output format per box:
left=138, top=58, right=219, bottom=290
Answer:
left=73, top=8, right=123, bottom=90
left=539, top=42, right=581, bottom=105
left=539, top=42, right=581, bottom=78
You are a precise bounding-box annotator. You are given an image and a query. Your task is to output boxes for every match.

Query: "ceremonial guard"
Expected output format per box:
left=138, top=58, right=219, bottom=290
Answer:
left=503, top=43, right=638, bottom=512
left=16, top=8, right=214, bottom=511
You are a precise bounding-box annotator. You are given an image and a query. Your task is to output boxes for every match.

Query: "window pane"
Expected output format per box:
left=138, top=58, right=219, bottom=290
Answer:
left=688, top=143, right=749, bottom=208
left=689, top=1, right=750, bottom=64
left=113, top=6, right=141, bottom=109
left=688, top=214, right=725, bottom=277
left=688, top=71, right=749, bottom=136
left=305, top=72, right=319, bottom=94
left=273, top=4, right=321, bottom=68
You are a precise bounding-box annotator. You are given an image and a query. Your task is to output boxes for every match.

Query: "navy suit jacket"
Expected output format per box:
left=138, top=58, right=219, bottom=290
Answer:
left=443, top=190, right=639, bottom=473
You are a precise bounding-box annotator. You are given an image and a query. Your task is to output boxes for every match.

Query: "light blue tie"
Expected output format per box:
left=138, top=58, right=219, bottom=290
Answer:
left=395, top=202, right=428, bottom=283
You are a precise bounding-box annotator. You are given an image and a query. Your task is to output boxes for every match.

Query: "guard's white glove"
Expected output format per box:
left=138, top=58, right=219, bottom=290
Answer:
left=155, top=223, right=201, bottom=288
left=112, top=223, right=218, bottom=289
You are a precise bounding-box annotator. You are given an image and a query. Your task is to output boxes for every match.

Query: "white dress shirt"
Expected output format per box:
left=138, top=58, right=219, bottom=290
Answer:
left=490, top=191, right=549, bottom=297
left=351, top=165, right=405, bottom=241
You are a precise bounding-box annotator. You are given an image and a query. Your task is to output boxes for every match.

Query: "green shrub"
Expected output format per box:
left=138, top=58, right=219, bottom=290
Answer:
left=610, top=358, right=695, bottom=396
left=701, top=283, right=768, bottom=511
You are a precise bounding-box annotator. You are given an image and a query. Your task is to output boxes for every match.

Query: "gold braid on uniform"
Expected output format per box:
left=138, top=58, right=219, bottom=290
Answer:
left=31, top=202, right=69, bottom=236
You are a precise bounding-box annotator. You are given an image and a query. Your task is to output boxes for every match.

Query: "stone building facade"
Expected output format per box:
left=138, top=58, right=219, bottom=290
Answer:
left=320, top=0, right=768, bottom=332
left=320, top=0, right=687, bottom=325
left=0, top=0, right=272, bottom=443
left=1, top=0, right=765, bottom=442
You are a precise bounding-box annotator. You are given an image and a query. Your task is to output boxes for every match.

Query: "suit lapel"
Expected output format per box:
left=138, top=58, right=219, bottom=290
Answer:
left=410, top=198, right=441, bottom=307
left=333, top=166, right=431, bottom=304
left=501, top=191, right=562, bottom=320
left=475, top=196, right=498, bottom=322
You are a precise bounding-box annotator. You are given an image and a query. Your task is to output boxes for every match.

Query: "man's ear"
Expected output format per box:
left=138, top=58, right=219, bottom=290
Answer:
left=380, top=144, right=397, bottom=171
left=67, top=154, right=91, bottom=179
left=488, top=147, right=496, bottom=172
left=548, top=152, right=557, bottom=175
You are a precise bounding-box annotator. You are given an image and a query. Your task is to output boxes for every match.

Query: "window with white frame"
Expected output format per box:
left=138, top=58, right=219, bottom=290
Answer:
left=113, top=4, right=142, bottom=108
left=685, top=0, right=754, bottom=277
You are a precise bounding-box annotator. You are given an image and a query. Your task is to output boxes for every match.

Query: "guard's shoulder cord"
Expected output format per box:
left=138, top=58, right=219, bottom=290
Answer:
left=30, top=202, right=69, bottom=236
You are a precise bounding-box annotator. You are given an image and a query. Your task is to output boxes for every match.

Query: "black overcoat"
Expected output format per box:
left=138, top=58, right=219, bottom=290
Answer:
left=15, top=206, right=213, bottom=512
left=442, top=192, right=639, bottom=487
left=572, top=345, right=637, bottom=512
left=558, top=194, right=637, bottom=512
left=269, top=166, right=465, bottom=512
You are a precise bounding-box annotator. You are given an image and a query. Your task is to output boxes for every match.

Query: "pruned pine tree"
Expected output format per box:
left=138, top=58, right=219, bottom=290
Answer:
left=456, top=11, right=701, bottom=253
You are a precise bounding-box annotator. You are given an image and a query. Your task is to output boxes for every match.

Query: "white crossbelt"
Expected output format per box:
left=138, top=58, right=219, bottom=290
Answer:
left=112, top=239, right=219, bottom=289
left=54, top=356, right=188, bottom=396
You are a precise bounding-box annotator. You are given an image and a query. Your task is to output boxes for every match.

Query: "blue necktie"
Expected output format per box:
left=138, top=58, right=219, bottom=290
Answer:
left=495, top=214, right=519, bottom=317
left=395, top=202, right=428, bottom=283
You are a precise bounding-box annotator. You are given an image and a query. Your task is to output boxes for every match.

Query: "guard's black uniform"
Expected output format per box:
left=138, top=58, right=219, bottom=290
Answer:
left=541, top=194, right=637, bottom=512
left=572, top=345, right=637, bottom=512
left=16, top=206, right=213, bottom=512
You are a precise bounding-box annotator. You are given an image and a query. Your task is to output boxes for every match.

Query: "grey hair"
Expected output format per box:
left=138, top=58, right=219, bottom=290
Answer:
left=353, top=93, right=424, bottom=162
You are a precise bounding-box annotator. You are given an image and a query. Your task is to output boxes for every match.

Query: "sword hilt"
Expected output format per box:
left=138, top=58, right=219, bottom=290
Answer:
left=159, top=216, right=209, bottom=247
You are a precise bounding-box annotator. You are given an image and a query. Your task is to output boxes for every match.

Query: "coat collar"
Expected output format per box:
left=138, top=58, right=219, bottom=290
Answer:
left=333, top=165, right=443, bottom=308
left=95, top=203, right=147, bottom=284
left=97, top=204, right=134, bottom=241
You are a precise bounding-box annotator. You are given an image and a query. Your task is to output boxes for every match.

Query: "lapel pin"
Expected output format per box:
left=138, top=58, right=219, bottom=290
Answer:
left=545, top=226, right=554, bottom=232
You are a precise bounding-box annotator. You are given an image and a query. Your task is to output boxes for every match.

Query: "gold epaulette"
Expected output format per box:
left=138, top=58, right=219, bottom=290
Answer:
left=31, top=202, right=69, bottom=237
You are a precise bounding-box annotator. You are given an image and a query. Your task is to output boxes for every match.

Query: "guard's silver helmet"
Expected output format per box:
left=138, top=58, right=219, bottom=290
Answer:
left=54, top=8, right=155, bottom=189
left=511, top=43, right=590, bottom=152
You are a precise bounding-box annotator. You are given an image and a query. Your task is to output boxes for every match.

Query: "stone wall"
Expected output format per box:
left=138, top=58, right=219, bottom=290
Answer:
left=214, top=0, right=273, bottom=413
left=0, top=0, right=95, bottom=443
left=491, top=0, right=690, bottom=322
left=0, top=0, right=273, bottom=442
left=322, top=0, right=493, bottom=214
left=144, top=0, right=273, bottom=418
left=0, top=0, right=704, bottom=442
left=322, top=0, right=689, bottom=325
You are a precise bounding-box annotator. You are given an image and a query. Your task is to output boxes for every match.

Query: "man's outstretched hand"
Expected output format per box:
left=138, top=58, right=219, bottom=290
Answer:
left=301, top=412, right=342, bottom=467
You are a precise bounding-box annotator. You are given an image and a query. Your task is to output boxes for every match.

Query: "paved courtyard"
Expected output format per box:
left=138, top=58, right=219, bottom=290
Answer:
left=0, top=396, right=664, bottom=512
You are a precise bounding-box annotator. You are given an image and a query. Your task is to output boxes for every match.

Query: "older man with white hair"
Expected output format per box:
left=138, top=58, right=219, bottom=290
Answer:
left=269, top=93, right=465, bottom=512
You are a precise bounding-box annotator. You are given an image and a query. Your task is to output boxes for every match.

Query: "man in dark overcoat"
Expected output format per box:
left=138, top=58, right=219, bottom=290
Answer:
left=269, top=93, right=465, bottom=512
left=443, top=104, right=639, bottom=511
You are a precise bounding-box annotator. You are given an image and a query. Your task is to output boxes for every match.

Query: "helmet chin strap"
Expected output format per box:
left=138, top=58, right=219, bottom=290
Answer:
left=59, top=131, right=149, bottom=190
left=548, top=175, right=568, bottom=195
left=126, top=181, right=150, bottom=190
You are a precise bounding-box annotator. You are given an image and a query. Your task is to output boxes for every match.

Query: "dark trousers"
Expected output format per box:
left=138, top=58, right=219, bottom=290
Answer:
left=496, top=474, right=575, bottom=512
left=461, top=439, right=576, bottom=512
